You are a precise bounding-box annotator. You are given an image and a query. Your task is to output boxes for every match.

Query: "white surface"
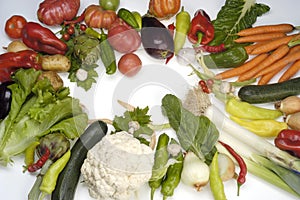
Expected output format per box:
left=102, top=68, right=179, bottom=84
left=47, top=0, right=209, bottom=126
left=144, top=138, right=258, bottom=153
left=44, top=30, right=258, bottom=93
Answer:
left=0, top=0, right=300, bottom=200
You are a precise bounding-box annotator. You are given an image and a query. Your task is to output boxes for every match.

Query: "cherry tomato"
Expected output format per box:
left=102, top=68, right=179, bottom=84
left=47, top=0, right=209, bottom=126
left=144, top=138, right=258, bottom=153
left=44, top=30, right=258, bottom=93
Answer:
left=67, top=26, right=75, bottom=35
left=5, top=15, right=27, bottom=39
left=118, top=53, right=142, bottom=77
left=62, top=33, right=71, bottom=41
left=100, top=0, right=120, bottom=11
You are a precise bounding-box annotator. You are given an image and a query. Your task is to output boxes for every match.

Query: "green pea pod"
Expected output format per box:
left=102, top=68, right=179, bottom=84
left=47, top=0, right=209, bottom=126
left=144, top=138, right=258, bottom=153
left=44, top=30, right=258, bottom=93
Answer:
left=174, top=6, right=191, bottom=54
left=149, top=133, right=170, bottom=200
left=226, top=97, right=283, bottom=120
left=161, top=139, right=183, bottom=200
left=117, top=8, right=140, bottom=30
left=230, top=116, right=288, bottom=137
left=99, top=32, right=117, bottom=75
left=210, top=152, right=226, bottom=200
left=39, top=150, right=71, bottom=197
left=203, top=45, right=248, bottom=68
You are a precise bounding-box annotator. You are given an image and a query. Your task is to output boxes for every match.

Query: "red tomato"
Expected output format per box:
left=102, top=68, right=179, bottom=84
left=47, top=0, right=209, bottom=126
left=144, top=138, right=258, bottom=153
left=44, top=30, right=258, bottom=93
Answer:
left=5, top=15, right=27, bottom=39
left=108, top=21, right=141, bottom=53
left=118, top=53, right=142, bottom=77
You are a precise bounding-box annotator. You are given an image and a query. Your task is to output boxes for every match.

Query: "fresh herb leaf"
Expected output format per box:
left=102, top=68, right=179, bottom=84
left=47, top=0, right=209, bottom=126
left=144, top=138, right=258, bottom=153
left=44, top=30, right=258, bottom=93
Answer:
left=161, top=94, right=219, bottom=161
left=209, top=0, right=270, bottom=46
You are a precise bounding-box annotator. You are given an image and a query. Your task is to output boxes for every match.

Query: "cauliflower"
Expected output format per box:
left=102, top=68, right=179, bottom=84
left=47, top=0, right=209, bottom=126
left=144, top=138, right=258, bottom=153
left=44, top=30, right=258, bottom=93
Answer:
left=81, top=131, right=154, bottom=200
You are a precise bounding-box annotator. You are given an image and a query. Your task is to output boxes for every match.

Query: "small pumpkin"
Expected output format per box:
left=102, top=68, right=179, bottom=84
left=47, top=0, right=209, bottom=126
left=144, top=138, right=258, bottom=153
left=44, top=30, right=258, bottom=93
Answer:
left=148, top=0, right=181, bottom=19
left=84, top=5, right=117, bottom=29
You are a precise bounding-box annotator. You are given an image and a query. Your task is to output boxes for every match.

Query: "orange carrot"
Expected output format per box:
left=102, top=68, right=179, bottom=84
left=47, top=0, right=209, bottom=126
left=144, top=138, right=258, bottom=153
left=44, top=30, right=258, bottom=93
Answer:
left=238, top=44, right=290, bottom=81
left=278, top=59, right=300, bottom=82
left=237, top=24, right=295, bottom=36
left=251, top=34, right=299, bottom=55
left=234, top=32, right=286, bottom=43
left=244, top=41, right=269, bottom=54
left=257, top=68, right=282, bottom=85
left=215, top=53, right=268, bottom=80
left=255, top=50, right=300, bottom=77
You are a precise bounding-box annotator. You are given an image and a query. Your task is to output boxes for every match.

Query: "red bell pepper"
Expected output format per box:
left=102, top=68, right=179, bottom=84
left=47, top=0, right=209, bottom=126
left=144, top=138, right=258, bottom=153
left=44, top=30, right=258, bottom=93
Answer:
left=187, top=9, right=214, bottom=46
left=274, top=129, right=300, bottom=158
left=21, top=22, right=68, bottom=55
left=0, top=50, right=42, bottom=82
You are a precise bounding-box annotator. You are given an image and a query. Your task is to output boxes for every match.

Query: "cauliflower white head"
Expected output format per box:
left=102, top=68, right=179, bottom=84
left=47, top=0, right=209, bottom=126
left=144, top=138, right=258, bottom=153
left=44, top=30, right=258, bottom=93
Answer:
left=81, top=131, right=154, bottom=200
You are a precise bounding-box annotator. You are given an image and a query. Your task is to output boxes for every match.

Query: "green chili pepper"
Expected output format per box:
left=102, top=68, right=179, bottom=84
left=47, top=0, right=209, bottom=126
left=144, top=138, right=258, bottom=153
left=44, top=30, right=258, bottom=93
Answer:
left=117, top=8, right=140, bottom=30
left=149, top=133, right=170, bottom=200
left=99, top=30, right=117, bottom=75
left=160, top=139, right=183, bottom=200
left=210, top=152, right=226, bottom=200
left=24, top=141, right=40, bottom=167
left=226, top=97, right=283, bottom=120
left=203, top=45, right=248, bottom=68
left=85, top=27, right=102, bottom=39
left=230, top=116, right=288, bottom=137
left=39, top=150, right=71, bottom=197
left=174, top=6, right=191, bottom=54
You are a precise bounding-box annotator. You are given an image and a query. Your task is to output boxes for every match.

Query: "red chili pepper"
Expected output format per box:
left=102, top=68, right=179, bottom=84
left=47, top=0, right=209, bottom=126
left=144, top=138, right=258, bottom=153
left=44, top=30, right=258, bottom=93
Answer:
left=187, top=9, right=214, bottom=46
left=274, top=129, right=300, bottom=158
left=199, top=80, right=210, bottom=93
left=194, top=43, right=226, bottom=53
left=0, top=50, right=42, bottom=82
left=21, top=22, right=68, bottom=55
left=63, top=9, right=86, bottom=25
left=27, top=147, right=50, bottom=172
left=219, top=141, right=247, bottom=196
left=167, top=22, right=176, bottom=37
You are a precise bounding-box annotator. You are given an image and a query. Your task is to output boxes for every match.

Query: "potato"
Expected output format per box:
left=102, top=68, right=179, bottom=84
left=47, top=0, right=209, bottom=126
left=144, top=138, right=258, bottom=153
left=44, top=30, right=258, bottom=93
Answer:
left=6, top=40, right=30, bottom=52
left=39, top=71, right=63, bottom=91
left=42, top=54, right=71, bottom=72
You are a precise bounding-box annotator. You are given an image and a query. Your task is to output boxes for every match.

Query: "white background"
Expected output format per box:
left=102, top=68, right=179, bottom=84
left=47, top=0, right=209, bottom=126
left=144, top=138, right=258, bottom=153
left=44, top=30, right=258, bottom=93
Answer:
left=0, top=0, right=300, bottom=200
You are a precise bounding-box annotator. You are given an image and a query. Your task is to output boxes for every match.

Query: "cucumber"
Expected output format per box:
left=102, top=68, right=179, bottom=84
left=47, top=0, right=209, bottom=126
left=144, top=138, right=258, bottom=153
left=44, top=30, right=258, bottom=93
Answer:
left=238, top=77, right=300, bottom=104
left=51, top=120, right=108, bottom=200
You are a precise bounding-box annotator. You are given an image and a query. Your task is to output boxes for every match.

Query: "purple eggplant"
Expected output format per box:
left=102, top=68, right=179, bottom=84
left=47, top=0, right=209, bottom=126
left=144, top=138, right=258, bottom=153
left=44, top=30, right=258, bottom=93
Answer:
left=141, top=16, right=174, bottom=60
left=0, top=82, right=13, bottom=120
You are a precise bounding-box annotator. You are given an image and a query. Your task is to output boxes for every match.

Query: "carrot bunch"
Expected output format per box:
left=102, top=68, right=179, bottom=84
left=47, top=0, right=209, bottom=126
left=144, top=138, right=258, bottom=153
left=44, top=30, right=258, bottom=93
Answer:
left=215, top=23, right=300, bottom=85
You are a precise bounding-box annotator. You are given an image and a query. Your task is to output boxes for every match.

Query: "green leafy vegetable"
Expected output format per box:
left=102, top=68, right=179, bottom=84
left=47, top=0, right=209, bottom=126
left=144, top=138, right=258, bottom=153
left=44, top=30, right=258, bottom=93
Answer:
left=112, top=106, right=153, bottom=139
left=209, top=0, right=270, bottom=46
left=161, top=94, right=219, bottom=161
left=0, top=69, right=88, bottom=166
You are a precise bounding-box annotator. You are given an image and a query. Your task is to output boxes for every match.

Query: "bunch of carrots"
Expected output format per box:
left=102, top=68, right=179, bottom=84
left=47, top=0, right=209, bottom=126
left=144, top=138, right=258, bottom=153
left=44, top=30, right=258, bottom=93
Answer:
left=215, top=23, right=300, bottom=85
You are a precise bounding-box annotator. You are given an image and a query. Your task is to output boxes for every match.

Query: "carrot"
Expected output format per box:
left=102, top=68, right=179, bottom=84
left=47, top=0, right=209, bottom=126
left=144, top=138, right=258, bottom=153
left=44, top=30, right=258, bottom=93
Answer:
left=238, top=44, right=290, bottom=82
left=244, top=41, right=268, bottom=54
left=278, top=59, right=300, bottom=82
left=257, top=67, right=282, bottom=85
left=234, top=32, right=286, bottom=43
left=215, top=53, right=268, bottom=80
left=237, top=24, right=295, bottom=37
left=255, top=50, right=300, bottom=77
left=251, top=34, right=299, bottom=55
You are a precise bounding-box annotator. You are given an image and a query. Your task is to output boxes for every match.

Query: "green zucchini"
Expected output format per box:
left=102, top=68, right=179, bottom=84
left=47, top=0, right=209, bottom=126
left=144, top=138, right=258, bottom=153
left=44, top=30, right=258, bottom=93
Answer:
left=238, top=77, right=300, bottom=104
left=51, top=120, right=108, bottom=200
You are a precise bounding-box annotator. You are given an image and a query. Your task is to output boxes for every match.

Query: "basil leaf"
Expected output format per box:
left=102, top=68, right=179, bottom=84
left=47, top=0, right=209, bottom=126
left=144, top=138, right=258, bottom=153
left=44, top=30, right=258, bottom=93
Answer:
left=209, top=0, right=270, bottom=46
left=161, top=94, right=219, bottom=161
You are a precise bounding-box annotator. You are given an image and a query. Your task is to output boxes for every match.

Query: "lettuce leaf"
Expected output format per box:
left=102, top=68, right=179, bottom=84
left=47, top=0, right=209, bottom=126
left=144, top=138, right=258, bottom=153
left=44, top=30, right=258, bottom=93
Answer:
left=209, top=0, right=270, bottom=46
left=0, top=69, right=88, bottom=165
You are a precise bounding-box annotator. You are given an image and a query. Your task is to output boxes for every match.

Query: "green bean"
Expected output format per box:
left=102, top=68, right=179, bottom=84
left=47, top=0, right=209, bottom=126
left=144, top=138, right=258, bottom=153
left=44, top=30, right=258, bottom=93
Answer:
left=161, top=138, right=183, bottom=200
left=209, top=152, right=227, bottom=200
left=39, top=150, right=71, bottom=198
left=148, top=133, right=170, bottom=200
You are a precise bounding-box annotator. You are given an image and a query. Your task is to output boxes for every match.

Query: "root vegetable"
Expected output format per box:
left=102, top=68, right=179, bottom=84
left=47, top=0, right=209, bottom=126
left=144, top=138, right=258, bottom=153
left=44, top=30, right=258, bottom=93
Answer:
left=218, top=153, right=235, bottom=181
left=275, top=96, right=300, bottom=115
left=286, top=112, right=300, bottom=131
left=39, top=71, right=63, bottom=91
left=5, top=40, right=30, bottom=52
left=180, top=151, right=209, bottom=191
left=41, top=54, right=71, bottom=72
